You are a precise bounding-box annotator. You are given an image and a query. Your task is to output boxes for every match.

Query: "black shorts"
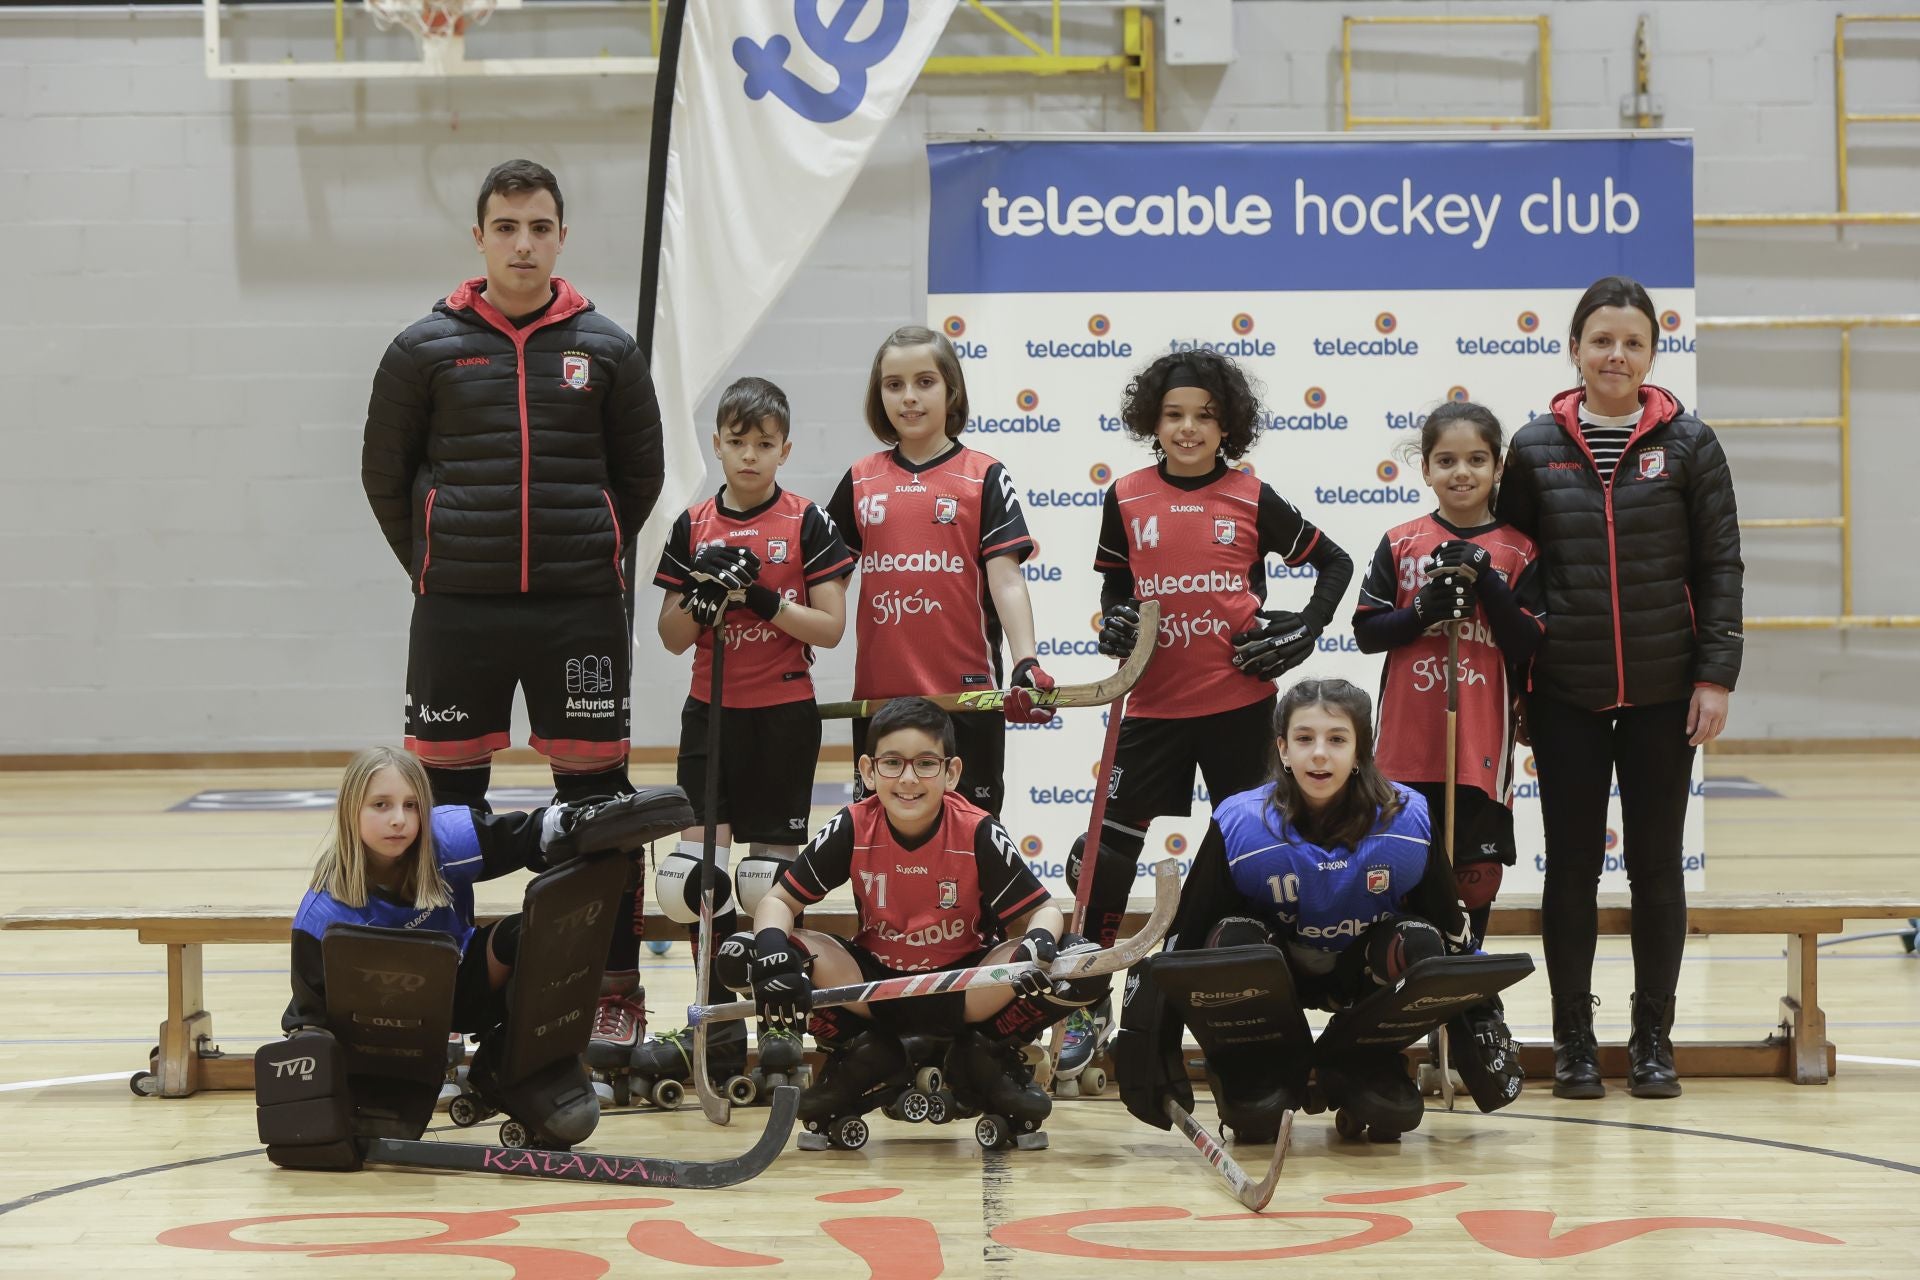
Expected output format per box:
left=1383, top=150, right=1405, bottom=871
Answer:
left=1106, top=695, right=1276, bottom=824
left=851, top=708, right=1005, bottom=816
left=405, top=593, right=631, bottom=767
left=813, top=935, right=990, bottom=1036
left=677, top=696, right=820, bottom=845
left=1404, top=781, right=1517, bottom=867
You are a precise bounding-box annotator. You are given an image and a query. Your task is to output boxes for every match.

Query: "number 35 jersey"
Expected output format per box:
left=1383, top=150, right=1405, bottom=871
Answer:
left=1095, top=462, right=1326, bottom=720
left=828, top=446, right=1035, bottom=702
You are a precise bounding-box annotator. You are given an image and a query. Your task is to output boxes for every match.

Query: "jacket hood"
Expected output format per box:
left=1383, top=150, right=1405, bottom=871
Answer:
left=440, top=275, right=591, bottom=328
left=1548, top=383, right=1682, bottom=433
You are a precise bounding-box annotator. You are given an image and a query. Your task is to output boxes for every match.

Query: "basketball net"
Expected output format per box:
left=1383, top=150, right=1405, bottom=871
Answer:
left=364, top=0, right=497, bottom=68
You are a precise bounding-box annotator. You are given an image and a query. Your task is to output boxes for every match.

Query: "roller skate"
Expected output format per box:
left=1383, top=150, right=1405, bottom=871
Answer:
left=461, top=1031, right=601, bottom=1151
left=584, top=973, right=646, bottom=1074
left=795, top=1027, right=912, bottom=1151
left=1051, top=997, right=1113, bottom=1098
left=946, top=1029, right=1051, bottom=1151
left=610, top=1019, right=755, bottom=1110
left=1316, top=1048, right=1424, bottom=1145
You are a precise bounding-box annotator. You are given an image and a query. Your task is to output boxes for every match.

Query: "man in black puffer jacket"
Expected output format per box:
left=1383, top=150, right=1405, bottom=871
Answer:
left=361, top=158, right=663, bottom=1058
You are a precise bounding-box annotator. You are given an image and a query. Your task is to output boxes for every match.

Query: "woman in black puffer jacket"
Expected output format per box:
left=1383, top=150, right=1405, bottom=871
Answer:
left=1496, top=275, right=1743, bottom=1102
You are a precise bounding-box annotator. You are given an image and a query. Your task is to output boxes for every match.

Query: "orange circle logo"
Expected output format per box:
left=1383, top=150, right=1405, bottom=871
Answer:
left=1088, top=314, right=1111, bottom=336
left=1660, top=309, right=1682, bottom=332
left=943, top=316, right=966, bottom=338
left=1448, top=385, right=1470, bottom=403
left=1232, top=313, right=1255, bottom=335
left=1089, top=462, right=1113, bottom=484
left=1020, top=835, right=1043, bottom=857
left=1375, top=312, right=1397, bottom=334
left=1377, top=460, right=1400, bottom=483
left=1165, top=833, right=1189, bottom=855
left=1304, top=387, right=1327, bottom=409
left=1017, top=389, right=1039, bottom=411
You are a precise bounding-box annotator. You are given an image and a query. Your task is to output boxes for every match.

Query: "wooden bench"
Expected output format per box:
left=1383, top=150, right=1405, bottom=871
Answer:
left=4, top=894, right=1915, bottom=1096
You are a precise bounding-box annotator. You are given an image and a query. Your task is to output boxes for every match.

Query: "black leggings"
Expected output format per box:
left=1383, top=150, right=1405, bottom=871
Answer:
left=1527, top=694, right=1696, bottom=1001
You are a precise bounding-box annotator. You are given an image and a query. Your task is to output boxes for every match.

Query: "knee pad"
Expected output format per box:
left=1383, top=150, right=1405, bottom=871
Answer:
left=1064, top=824, right=1146, bottom=893
left=1456, top=860, right=1504, bottom=911
left=485, top=914, right=523, bottom=968
left=714, top=930, right=755, bottom=993
left=654, top=840, right=733, bottom=925
left=255, top=1031, right=361, bottom=1170
left=735, top=843, right=798, bottom=913
left=1205, top=916, right=1275, bottom=949
left=1368, top=918, right=1444, bottom=985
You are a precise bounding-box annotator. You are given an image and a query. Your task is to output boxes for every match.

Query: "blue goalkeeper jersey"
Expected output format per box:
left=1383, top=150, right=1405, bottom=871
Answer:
left=292, top=806, right=486, bottom=953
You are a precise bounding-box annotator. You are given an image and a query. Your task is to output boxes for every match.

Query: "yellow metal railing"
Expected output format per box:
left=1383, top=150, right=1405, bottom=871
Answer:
left=922, top=2, right=1157, bottom=130
left=1696, top=13, right=1920, bottom=227
left=1342, top=15, right=1551, bottom=130
left=1699, top=314, right=1920, bottom=629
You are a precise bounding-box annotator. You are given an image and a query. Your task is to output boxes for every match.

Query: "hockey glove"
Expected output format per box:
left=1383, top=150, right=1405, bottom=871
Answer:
left=1412, top=571, right=1472, bottom=630
left=1004, top=657, right=1058, bottom=725
left=678, top=579, right=729, bottom=628
left=692, top=544, right=761, bottom=592
left=742, top=583, right=785, bottom=622
left=1097, top=599, right=1141, bottom=660
left=1011, top=928, right=1058, bottom=998
left=1431, top=540, right=1492, bottom=589
left=751, top=927, right=812, bottom=1030
left=540, top=787, right=697, bottom=865
left=1230, top=610, right=1321, bottom=679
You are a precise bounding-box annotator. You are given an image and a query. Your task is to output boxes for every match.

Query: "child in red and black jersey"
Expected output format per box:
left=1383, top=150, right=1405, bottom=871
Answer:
left=1352, top=401, right=1546, bottom=944
left=619, top=377, right=854, bottom=1086
left=826, top=326, right=1055, bottom=817
left=1081, top=351, right=1355, bottom=947
left=748, top=699, right=1105, bottom=1139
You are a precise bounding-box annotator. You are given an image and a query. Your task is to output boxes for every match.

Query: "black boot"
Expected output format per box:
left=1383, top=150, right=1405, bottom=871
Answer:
left=1551, top=993, right=1605, bottom=1099
left=1627, top=992, right=1681, bottom=1099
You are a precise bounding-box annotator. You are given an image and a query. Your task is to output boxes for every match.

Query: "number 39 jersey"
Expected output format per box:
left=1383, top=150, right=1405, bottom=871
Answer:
left=828, top=446, right=1035, bottom=702
left=778, top=793, right=1051, bottom=971
left=1354, top=515, right=1544, bottom=803
left=1095, top=462, right=1325, bottom=720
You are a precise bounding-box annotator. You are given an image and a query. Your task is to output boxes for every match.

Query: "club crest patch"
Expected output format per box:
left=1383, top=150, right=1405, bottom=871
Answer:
left=1213, top=518, right=1236, bottom=545
left=766, top=539, right=789, bottom=564
left=938, top=880, right=958, bottom=909
left=1636, top=447, right=1667, bottom=480
left=933, top=496, right=959, bottom=524
left=561, top=354, right=590, bottom=390
left=1366, top=866, right=1390, bottom=894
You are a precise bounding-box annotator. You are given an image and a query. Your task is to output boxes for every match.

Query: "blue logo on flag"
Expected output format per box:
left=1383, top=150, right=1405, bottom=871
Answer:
left=735, top=0, right=909, bottom=124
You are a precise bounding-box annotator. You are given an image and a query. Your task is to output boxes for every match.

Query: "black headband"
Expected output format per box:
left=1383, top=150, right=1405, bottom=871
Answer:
left=1161, top=362, right=1213, bottom=394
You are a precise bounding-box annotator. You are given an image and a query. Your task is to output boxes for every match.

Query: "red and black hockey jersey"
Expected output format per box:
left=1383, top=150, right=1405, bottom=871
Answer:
left=779, top=791, right=1050, bottom=971
left=827, top=446, right=1035, bottom=702
left=655, top=487, right=854, bottom=708
left=1094, top=462, right=1326, bottom=720
left=1354, top=514, right=1544, bottom=803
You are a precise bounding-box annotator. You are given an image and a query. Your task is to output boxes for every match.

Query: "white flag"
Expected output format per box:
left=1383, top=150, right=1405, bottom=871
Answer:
left=640, top=0, right=958, bottom=571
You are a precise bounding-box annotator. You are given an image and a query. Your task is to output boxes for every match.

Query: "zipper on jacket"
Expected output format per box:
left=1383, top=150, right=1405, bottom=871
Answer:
left=418, top=487, right=439, bottom=593
left=1603, top=490, right=1627, bottom=707
left=602, top=489, right=626, bottom=591
left=473, top=306, right=576, bottom=593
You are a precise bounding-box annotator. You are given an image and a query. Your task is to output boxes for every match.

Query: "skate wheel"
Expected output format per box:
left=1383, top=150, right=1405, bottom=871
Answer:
left=611, top=1076, right=632, bottom=1107
left=974, top=1114, right=1011, bottom=1150
left=927, top=1092, right=951, bottom=1124
left=1052, top=1076, right=1081, bottom=1099
left=499, top=1119, right=530, bottom=1148
left=914, top=1066, right=943, bottom=1093
left=129, top=1071, right=160, bottom=1098
left=448, top=1094, right=481, bottom=1127
left=1334, top=1109, right=1365, bottom=1141
left=1083, top=1067, right=1107, bottom=1095
left=726, top=1075, right=758, bottom=1106
left=830, top=1115, right=870, bottom=1151
left=1417, top=1064, right=1440, bottom=1096
left=898, top=1089, right=932, bottom=1123
left=1367, top=1128, right=1402, bottom=1144
left=646, top=939, right=673, bottom=956
left=651, top=1078, right=685, bottom=1111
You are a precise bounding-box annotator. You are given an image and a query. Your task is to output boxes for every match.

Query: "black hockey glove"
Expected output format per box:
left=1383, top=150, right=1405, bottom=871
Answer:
left=1412, top=571, right=1472, bottom=629
left=540, top=787, right=696, bottom=865
left=1431, top=540, right=1492, bottom=590
left=751, top=927, right=812, bottom=1030
left=678, top=578, right=729, bottom=628
left=742, top=583, right=785, bottom=622
left=1005, top=657, right=1058, bottom=726
left=692, top=544, right=760, bottom=592
left=1011, top=928, right=1058, bottom=998
left=1097, top=599, right=1141, bottom=660
left=1230, top=610, right=1321, bottom=679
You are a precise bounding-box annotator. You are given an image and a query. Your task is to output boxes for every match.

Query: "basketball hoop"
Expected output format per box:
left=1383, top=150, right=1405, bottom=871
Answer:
left=364, top=0, right=497, bottom=44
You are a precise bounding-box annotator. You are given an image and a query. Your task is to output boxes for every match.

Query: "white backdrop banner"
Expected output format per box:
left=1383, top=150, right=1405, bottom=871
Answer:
left=924, top=133, right=1702, bottom=899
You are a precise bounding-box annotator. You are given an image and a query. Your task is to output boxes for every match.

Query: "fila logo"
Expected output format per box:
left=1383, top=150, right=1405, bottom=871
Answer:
left=272, top=1056, right=317, bottom=1080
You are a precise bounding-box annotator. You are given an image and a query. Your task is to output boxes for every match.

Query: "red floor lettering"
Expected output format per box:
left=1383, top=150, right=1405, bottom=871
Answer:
left=818, top=1188, right=906, bottom=1204
left=820, top=1216, right=945, bottom=1279
left=992, top=1205, right=1413, bottom=1261
left=1325, top=1182, right=1467, bottom=1204
left=1457, top=1210, right=1846, bottom=1259
left=627, top=1220, right=782, bottom=1267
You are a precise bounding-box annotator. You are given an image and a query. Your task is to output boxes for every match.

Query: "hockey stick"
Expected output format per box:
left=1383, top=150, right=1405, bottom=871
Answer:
left=1040, top=685, right=1131, bottom=1089
left=693, top=602, right=730, bottom=1126
left=686, top=856, right=1181, bottom=1027
left=365, top=1083, right=797, bottom=1189
left=817, top=601, right=1162, bottom=720
left=1435, top=561, right=1478, bottom=1113
left=1164, top=1098, right=1293, bottom=1212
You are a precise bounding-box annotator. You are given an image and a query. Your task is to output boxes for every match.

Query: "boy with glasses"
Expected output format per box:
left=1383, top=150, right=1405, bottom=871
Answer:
left=746, top=698, right=1107, bottom=1146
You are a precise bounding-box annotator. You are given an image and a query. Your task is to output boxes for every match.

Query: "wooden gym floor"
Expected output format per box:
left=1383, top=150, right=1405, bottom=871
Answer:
left=1, top=755, right=1916, bottom=1277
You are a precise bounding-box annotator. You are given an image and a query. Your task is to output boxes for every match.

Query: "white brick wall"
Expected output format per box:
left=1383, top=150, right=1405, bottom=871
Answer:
left=3, top=0, right=1918, bottom=753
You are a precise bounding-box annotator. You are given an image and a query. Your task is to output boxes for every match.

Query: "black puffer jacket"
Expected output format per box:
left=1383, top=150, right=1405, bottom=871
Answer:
left=361, top=276, right=663, bottom=595
left=1496, top=385, right=1743, bottom=710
